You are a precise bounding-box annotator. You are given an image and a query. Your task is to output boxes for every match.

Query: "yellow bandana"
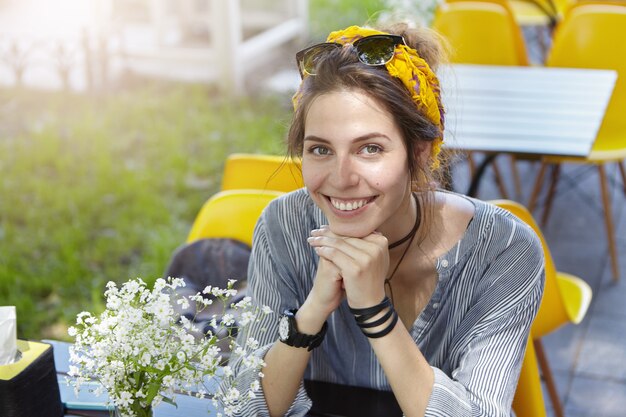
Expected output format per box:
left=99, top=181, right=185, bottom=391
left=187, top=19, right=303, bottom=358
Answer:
left=293, top=25, right=445, bottom=169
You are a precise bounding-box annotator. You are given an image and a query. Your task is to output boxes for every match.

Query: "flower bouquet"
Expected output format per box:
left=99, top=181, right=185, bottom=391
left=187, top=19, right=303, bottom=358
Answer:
left=68, top=277, right=269, bottom=417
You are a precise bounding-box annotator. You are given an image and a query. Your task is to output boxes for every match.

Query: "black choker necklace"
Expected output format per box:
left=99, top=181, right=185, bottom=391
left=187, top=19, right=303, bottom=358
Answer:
left=388, top=193, right=420, bottom=250
left=385, top=193, right=420, bottom=304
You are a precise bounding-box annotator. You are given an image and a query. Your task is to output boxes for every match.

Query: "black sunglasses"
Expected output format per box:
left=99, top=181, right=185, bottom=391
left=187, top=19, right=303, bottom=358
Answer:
left=295, top=34, right=406, bottom=78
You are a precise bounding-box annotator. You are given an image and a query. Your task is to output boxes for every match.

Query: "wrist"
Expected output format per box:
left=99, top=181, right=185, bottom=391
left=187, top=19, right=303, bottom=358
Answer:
left=296, top=298, right=332, bottom=335
left=346, top=290, right=386, bottom=310
left=279, top=308, right=327, bottom=351
left=350, top=296, right=398, bottom=339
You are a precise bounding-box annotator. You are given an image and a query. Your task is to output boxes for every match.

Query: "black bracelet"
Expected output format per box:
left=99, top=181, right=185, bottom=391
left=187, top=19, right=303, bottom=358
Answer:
left=357, top=307, right=394, bottom=329
left=362, top=309, right=398, bottom=339
left=355, top=308, right=386, bottom=324
left=349, top=296, right=391, bottom=317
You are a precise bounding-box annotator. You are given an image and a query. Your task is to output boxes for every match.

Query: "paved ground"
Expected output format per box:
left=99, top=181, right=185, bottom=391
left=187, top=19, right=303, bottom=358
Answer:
left=452, top=156, right=626, bottom=417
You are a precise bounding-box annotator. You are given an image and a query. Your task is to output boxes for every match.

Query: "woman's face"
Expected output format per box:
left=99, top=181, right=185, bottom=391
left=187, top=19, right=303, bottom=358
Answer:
left=302, top=89, right=415, bottom=239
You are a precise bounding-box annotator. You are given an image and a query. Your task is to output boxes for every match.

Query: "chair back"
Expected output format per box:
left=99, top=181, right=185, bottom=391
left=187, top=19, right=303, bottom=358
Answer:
left=507, top=0, right=574, bottom=24
left=547, top=3, right=626, bottom=155
left=186, top=189, right=284, bottom=246
left=490, top=200, right=569, bottom=337
left=433, top=0, right=529, bottom=65
left=512, top=335, right=548, bottom=417
left=221, top=153, right=304, bottom=192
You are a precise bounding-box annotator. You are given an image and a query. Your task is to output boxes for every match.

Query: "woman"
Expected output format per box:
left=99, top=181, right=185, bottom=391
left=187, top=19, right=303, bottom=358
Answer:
left=230, top=23, right=544, bottom=417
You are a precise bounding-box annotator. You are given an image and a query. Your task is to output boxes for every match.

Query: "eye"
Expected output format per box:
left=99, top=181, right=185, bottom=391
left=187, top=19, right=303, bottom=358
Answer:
left=361, top=144, right=382, bottom=155
left=308, top=145, right=331, bottom=156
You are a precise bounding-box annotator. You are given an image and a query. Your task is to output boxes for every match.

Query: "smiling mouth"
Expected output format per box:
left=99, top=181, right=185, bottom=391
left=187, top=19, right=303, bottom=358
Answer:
left=327, top=196, right=377, bottom=212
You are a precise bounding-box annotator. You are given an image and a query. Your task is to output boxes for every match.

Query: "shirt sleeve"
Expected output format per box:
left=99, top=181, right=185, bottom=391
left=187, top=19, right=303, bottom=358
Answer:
left=226, top=207, right=313, bottom=417
left=425, top=215, right=545, bottom=416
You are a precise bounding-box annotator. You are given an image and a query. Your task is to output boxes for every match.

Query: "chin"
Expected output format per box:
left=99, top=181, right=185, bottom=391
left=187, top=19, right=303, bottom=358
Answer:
left=327, top=222, right=375, bottom=238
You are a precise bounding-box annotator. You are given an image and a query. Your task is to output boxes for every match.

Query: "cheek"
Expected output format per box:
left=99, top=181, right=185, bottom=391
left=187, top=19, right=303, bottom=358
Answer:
left=302, top=164, right=323, bottom=191
left=368, top=165, right=409, bottom=189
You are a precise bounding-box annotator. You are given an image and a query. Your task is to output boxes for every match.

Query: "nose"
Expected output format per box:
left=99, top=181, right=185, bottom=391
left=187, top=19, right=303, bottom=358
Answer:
left=331, top=154, right=360, bottom=190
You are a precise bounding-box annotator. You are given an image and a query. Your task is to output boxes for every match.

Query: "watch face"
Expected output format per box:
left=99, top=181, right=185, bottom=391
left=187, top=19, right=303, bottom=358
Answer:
left=278, top=315, right=290, bottom=341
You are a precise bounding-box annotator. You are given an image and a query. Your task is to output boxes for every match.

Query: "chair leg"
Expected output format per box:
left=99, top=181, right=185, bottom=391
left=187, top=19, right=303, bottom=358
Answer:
left=534, top=339, right=565, bottom=417
left=541, top=164, right=561, bottom=227
left=510, top=155, right=523, bottom=201
left=618, top=161, right=626, bottom=196
left=467, top=151, right=476, bottom=176
left=492, top=159, right=510, bottom=199
left=528, top=162, right=549, bottom=212
left=598, top=164, right=620, bottom=282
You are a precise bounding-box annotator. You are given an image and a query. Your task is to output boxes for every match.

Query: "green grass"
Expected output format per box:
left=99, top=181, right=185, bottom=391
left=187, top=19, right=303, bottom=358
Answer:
left=0, top=85, right=290, bottom=340
left=0, top=0, right=392, bottom=341
left=309, top=0, right=388, bottom=41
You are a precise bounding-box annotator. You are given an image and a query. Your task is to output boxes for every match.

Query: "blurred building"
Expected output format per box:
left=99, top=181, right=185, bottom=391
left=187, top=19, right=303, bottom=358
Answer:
left=0, top=0, right=308, bottom=93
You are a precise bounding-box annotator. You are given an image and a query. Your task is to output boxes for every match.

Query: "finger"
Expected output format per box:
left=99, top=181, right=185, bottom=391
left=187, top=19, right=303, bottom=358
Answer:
left=362, top=232, right=389, bottom=247
left=313, top=246, right=359, bottom=275
left=317, top=257, right=343, bottom=281
left=308, top=234, right=385, bottom=260
left=314, top=243, right=387, bottom=283
left=310, top=225, right=332, bottom=237
left=312, top=227, right=388, bottom=249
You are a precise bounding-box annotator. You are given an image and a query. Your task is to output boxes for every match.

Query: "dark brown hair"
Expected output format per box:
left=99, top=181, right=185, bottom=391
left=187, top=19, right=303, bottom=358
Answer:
left=287, top=22, right=449, bottom=191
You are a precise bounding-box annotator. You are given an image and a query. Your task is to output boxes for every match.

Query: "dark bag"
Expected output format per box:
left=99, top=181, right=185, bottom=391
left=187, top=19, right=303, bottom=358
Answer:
left=163, top=238, right=251, bottom=358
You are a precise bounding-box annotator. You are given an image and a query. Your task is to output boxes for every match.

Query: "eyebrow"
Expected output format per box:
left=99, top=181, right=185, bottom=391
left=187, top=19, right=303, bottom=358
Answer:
left=303, top=132, right=392, bottom=144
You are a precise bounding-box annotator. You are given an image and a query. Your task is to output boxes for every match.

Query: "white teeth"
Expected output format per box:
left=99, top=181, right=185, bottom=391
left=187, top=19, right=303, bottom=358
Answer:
left=331, top=198, right=367, bottom=211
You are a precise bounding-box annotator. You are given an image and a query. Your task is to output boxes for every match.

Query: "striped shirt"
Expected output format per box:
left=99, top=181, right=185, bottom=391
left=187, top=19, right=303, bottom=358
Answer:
left=231, top=188, right=545, bottom=416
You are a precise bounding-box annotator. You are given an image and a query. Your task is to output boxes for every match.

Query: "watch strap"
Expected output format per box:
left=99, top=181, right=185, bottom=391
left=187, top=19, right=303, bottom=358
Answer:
left=280, top=309, right=328, bottom=351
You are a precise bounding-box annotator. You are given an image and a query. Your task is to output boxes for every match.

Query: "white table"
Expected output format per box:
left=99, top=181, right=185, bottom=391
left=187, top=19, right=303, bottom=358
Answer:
left=440, top=64, right=617, bottom=156
left=438, top=64, right=617, bottom=195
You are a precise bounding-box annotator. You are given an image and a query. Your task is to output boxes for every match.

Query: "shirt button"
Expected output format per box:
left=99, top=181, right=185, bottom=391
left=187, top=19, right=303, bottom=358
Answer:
left=441, top=259, right=449, bottom=268
left=432, top=303, right=439, bottom=309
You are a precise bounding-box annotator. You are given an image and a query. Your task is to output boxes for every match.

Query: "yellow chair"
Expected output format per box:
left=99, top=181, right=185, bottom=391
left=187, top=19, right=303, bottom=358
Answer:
left=505, top=0, right=574, bottom=62
left=507, top=0, right=573, bottom=26
left=492, top=199, right=592, bottom=417
left=512, top=335, right=548, bottom=417
left=434, top=0, right=530, bottom=66
left=433, top=0, right=529, bottom=198
left=221, top=153, right=304, bottom=193
left=527, top=3, right=626, bottom=282
left=186, top=189, right=285, bottom=246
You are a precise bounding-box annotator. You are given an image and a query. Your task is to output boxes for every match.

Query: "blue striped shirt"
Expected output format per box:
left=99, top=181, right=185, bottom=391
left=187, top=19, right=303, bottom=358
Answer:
left=231, top=188, right=544, bottom=416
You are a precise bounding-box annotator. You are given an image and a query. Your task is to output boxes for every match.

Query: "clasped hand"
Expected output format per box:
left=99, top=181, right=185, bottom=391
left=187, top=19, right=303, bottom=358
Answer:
left=307, top=226, right=389, bottom=311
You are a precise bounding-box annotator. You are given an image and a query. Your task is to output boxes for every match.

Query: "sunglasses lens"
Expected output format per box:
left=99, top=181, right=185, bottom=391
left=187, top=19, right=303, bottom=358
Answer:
left=355, top=36, right=397, bottom=66
left=299, top=44, right=339, bottom=76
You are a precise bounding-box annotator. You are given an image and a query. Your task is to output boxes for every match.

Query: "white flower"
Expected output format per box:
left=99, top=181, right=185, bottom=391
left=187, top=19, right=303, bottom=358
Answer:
left=69, top=277, right=270, bottom=415
left=246, top=337, right=260, bottom=350
left=221, top=314, right=235, bottom=326
left=117, top=391, right=134, bottom=407
left=239, top=311, right=256, bottom=327
left=68, top=365, right=80, bottom=377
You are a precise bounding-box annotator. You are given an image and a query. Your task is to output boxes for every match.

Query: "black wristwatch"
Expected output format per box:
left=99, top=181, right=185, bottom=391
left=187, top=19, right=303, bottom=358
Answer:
left=278, top=309, right=327, bottom=351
